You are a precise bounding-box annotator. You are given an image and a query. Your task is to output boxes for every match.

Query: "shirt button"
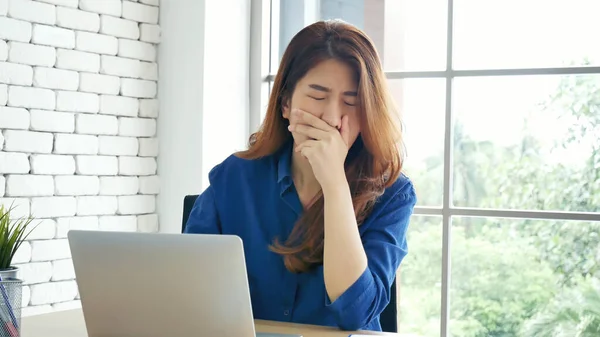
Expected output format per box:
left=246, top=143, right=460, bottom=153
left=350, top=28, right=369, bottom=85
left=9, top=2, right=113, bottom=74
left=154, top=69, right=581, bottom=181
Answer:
left=283, top=310, right=290, bottom=316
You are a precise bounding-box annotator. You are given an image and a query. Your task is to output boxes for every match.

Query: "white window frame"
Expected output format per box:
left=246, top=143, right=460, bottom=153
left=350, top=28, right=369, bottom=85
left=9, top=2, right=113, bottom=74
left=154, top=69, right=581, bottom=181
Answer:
left=249, top=0, right=600, bottom=336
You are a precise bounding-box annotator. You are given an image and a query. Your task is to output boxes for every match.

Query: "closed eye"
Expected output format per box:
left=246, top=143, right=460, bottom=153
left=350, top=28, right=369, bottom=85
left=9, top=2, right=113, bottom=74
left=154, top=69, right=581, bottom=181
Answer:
left=308, top=95, right=325, bottom=101
left=345, top=101, right=356, bottom=106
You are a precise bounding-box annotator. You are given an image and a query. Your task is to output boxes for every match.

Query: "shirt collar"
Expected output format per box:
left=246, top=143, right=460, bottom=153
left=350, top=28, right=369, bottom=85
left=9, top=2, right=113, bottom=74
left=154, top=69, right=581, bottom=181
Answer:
left=276, top=139, right=294, bottom=189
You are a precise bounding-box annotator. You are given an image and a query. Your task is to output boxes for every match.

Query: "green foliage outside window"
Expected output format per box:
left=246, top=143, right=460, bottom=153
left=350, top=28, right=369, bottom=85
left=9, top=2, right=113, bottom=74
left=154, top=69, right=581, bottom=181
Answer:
left=399, top=72, right=600, bottom=337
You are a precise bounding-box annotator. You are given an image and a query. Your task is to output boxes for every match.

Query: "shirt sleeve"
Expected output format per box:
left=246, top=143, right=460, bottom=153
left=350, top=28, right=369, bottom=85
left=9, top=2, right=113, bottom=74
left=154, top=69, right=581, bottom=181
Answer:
left=324, top=181, right=417, bottom=331
left=183, top=184, right=222, bottom=234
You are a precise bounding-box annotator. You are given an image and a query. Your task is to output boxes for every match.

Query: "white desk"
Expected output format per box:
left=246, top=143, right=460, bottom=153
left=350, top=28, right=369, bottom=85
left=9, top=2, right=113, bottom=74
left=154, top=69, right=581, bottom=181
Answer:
left=21, top=309, right=398, bottom=337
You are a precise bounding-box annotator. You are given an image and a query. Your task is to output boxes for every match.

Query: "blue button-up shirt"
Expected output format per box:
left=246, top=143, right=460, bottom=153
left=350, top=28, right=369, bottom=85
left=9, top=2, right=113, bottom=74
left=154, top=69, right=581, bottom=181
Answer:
left=184, top=141, right=416, bottom=331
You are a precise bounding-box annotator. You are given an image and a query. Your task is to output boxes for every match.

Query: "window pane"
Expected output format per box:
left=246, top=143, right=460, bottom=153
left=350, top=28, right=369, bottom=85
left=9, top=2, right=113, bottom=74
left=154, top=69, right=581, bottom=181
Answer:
left=398, top=215, right=442, bottom=337
left=382, top=0, right=447, bottom=71
left=272, top=0, right=447, bottom=73
left=260, top=81, right=272, bottom=122
left=389, top=78, right=445, bottom=207
left=453, top=0, right=600, bottom=69
left=450, top=217, right=600, bottom=337
left=452, top=75, right=600, bottom=212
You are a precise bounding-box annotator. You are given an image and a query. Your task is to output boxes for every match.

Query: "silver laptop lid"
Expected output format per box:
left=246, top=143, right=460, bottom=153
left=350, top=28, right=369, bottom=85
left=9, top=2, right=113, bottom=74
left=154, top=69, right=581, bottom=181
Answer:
left=68, top=230, right=257, bottom=337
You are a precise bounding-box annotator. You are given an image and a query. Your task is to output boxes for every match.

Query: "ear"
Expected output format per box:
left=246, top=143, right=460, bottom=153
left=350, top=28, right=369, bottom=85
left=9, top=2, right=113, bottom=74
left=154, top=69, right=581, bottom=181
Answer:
left=281, top=96, right=291, bottom=119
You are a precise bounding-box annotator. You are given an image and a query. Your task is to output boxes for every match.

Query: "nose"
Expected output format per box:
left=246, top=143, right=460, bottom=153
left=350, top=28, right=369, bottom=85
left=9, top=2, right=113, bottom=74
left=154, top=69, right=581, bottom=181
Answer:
left=321, top=102, right=342, bottom=130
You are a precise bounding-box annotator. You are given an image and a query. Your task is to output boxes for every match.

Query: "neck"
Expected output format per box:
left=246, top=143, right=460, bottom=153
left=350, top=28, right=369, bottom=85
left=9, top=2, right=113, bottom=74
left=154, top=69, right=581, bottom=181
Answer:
left=291, top=145, right=321, bottom=204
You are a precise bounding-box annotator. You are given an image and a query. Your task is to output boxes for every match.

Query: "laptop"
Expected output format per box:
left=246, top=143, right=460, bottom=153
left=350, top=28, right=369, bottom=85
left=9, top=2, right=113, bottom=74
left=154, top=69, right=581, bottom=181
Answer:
left=68, top=230, right=300, bottom=337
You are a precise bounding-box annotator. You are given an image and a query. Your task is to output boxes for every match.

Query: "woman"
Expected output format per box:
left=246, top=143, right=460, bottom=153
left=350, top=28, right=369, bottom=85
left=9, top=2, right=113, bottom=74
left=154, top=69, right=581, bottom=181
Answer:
left=185, top=19, right=417, bottom=331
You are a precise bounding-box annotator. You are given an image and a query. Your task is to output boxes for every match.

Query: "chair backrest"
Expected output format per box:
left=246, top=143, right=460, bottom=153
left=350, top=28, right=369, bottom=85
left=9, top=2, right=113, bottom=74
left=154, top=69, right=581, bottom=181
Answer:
left=182, top=194, right=198, bottom=232
left=181, top=195, right=398, bottom=333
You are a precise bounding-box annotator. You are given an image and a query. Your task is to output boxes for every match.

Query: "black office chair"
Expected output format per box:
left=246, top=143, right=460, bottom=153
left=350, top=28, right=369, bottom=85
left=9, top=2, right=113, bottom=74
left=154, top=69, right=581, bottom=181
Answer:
left=181, top=194, right=398, bottom=333
left=181, top=194, right=198, bottom=233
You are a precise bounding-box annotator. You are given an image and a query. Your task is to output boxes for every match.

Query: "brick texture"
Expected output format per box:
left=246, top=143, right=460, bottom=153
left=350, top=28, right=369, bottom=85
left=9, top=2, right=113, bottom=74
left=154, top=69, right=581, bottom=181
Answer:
left=0, top=0, right=161, bottom=314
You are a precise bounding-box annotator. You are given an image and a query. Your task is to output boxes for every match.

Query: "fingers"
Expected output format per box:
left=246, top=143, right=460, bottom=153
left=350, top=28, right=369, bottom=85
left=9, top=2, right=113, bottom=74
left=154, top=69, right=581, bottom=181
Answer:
left=288, top=123, right=328, bottom=140
left=294, top=139, right=319, bottom=160
left=291, top=109, right=332, bottom=131
left=294, top=139, right=319, bottom=152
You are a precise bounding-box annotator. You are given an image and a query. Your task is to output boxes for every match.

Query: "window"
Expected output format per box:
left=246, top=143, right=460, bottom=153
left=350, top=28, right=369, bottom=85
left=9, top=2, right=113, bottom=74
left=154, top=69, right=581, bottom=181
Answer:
left=250, top=1, right=600, bottom=336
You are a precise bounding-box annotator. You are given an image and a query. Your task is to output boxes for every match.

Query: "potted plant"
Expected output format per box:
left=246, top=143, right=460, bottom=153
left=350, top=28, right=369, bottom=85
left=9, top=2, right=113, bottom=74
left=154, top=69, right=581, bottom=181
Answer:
left=0, top=203, right=38, bottom=280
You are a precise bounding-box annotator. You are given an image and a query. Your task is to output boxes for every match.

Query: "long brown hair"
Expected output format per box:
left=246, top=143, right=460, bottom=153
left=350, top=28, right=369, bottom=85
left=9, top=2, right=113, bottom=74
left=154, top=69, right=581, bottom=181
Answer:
left=236, top=20, right=405, bottom=273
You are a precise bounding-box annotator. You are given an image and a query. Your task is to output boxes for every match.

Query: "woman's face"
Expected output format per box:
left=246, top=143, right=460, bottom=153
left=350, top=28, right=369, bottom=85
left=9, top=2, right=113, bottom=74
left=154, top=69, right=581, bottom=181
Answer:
left=283, top=59, right=361, bottom=149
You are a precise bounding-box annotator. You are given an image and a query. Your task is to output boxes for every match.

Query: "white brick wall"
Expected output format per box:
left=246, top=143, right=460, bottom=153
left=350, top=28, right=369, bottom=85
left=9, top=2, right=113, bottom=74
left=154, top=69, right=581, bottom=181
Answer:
left=12, top=240, right=31, bottom=263
left=0, top=84, right=7, bottom=104
left=98, top=135, right=138, bottom=155
left=76, top=155, right=118, bottom=175
left=100, top=94, right=138, bottom=116
left=31, top=239, right=71, bottom=262
left=55, top=49, right=99, bottom=73
left=56, top=90, right=99, bottom=113
left=53, top=300, right=81, bottom=311
left=119, top=117, right=155, bottom=137
left=4, top=130, right=53, bottom=153
left=120, top=78, right=156, bottom=98
left=75, top=31, right=117, bottom=55
left=100, top=15, right=138, bottom=39
left=31, top=197, right=76, bottom=217
left=118, top=38, right=155, bottom=62
left=55, top=175, right=99, bottom=195
left=119, top=156, right=156, bottom=176
left=6, top=174, right=54, bottom=196
left=32, top=24, right=75, bottom=49
left=52, top=259, right=75, bottom=281
left=27, top=218, right=56, bottom=240
left=139, top=23, right=159, bottom=44
left=117, top=195, right=155, bottom=214
left=30, top=109, right=75, bottom=133
left=75, top=114, right=118, bottom=135
left=0, top=106, right=29, bottom=129
left=55, top=216, right=98, bottom=238
left=139, top=98, right=157, bottom=118
left=8, top=85, right=55, bottom=109
left=139, top=61, right=158, bottom=81
left=138, top=213, right=158, bottom=232
left=34, top=67, right=79, bottom=91
left=99, top=215, right=136, bottom=231
left=100, top=55, right=141, bottom=79
left=79, top=73, right=120, bottom=95
left=37, top=0, right=78, bottom=9
left=0, top=16, right=32, bottom=42
left=138, top=175, right=159, bottom=194
left=0, top=197, right=30, bottom=218
left=0, top=62, right=33, bottom=86
left=8, top=41, right=56, bottom=67
left=8, top=0, right=55, bottom=25
left=54, top=133, right=98, bottom=154
left=121, top=1, right=158, bottom=24
left=80, top=0, right=121, bottom=17
left=17, top=262, right=53, bottom=285
left=57, top=7, right=99, bottom=33
left=29, top=280, right=77, bottom=305
left=77, top=196, right=117, bottom=215
left=0, top=0, right=160, bottom=314
left=138, top=137, right=158, bottom=157
left=0, top=152, right=30, bottom=173
left=30, top=154, right=75, bottom=174
left=0, top=0, right=7, bottom=16
left=99, top=176, right=138, bottom=195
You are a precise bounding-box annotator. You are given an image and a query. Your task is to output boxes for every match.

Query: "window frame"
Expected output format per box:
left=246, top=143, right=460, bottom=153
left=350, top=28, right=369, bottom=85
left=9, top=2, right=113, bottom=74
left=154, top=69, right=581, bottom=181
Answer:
left=248, top=1, right=600, bottom=336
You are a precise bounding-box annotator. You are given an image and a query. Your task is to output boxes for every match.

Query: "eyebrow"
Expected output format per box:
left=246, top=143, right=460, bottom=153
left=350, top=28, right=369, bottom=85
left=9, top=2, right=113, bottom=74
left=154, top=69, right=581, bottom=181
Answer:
left=308, top=84, right=357, bottom=97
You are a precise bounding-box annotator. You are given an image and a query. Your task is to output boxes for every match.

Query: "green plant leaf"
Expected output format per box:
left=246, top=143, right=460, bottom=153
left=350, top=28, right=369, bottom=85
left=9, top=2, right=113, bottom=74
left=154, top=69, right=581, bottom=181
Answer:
left=0, top=202, right=38, bottom=270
